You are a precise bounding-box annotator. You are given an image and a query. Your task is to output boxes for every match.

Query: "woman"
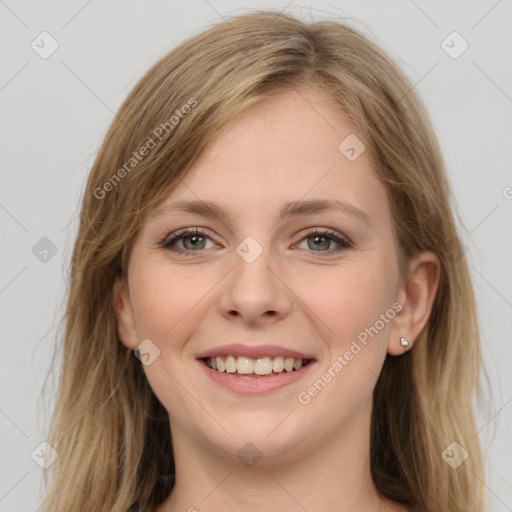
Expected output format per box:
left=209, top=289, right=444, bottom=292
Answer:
left=42, top=10, right=488, bottom=512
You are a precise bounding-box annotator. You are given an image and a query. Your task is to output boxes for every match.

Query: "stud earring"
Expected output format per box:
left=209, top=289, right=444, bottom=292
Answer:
left=400, top=337, right=410, bottom=350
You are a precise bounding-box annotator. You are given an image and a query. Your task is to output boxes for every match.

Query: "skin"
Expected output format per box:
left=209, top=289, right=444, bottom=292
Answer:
left=114, top=86, right=439, bottom=512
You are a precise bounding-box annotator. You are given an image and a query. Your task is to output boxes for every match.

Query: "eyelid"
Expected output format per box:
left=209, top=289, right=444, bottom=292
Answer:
left=296, top=226, right=353, bottom=246
left=159, top=226, right=353, bottom=255
left=159, top=227, right=216, bottom=246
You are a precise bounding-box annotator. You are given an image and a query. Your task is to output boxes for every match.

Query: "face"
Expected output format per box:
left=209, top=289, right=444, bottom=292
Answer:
left=114, top=87, right=413, bottom=464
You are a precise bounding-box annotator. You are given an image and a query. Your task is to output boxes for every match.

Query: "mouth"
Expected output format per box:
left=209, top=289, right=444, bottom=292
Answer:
left=196, top=345, right=317, bottom=394
left=201, top=355, right=314, bottom=378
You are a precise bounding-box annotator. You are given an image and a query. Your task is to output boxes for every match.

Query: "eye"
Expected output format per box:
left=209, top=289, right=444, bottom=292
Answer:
left=160, top=227, right=352, bottom=257
left=160, top=228, right=216, bottom=256
left=294, top=228, right=352, bottom=255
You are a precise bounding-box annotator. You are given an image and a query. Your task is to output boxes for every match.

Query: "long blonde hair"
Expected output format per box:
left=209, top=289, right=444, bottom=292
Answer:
left=42, top=9, right=489, bottom=511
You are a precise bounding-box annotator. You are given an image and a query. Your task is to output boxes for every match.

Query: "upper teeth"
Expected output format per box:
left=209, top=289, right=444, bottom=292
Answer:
left=207, top=355, right=306, bottom=375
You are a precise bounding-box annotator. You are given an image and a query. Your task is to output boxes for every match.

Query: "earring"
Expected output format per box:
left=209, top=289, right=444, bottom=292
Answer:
left=400, top=337, right=410, bottom=350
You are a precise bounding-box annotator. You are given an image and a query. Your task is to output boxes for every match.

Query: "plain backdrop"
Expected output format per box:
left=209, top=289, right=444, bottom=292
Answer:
left=1, top=1, right=511, bottom=510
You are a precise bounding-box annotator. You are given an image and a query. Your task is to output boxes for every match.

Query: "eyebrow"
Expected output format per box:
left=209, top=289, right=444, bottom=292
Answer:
left=151, top=198, right=374, bottom=229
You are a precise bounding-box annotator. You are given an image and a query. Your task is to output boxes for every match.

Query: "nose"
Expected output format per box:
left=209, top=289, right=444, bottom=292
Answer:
left=218, top=240, right=292, bottom=327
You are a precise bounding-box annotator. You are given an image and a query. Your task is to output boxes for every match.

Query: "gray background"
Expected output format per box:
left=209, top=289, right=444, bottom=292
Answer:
left=1, top=1, right=511, bottom=510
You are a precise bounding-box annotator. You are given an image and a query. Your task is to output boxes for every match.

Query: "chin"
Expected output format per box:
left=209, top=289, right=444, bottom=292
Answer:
left=200, top=410, right=312, bottom=464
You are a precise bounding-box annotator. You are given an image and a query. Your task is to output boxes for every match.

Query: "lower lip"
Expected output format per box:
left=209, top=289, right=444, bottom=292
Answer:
left=198, top=360, right=316, bottom=394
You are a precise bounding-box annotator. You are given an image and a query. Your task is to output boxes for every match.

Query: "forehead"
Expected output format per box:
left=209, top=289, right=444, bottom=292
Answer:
left=150, top=87, right=389, bottom=229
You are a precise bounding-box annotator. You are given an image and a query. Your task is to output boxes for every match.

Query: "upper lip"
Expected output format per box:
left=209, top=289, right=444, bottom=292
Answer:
left=196, top=344, right=316, bottom=360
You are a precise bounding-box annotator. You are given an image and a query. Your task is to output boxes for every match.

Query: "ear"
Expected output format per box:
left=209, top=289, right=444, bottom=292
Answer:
left=112, top=276, right=139, bottom=350
left=387, top=251, right=440, bottom=355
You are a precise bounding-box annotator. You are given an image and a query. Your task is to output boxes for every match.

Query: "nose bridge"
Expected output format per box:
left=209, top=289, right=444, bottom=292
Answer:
left=232, top=234, right=276, bottom=291
left=235, top=235, right=267, bottom=266
left=219, top=234, right=291, bottom=321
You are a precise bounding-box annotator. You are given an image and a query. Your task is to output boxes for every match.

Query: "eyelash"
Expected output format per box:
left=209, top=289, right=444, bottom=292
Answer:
left=159, top=227, right=353, bottom=257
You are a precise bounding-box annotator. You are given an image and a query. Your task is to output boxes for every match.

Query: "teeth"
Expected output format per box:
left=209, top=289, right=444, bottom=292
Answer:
left=237, top=356, right=253, bottom=374
left=254, top=357, right=273, bottom=375
left=225, top=355, right=237, bottom=373
left=272, top=356, right=284, bottom=372
left=206, top=355, right=310, bottom=375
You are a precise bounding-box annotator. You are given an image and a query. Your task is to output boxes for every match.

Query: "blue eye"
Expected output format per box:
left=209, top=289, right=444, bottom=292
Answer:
left=161, top=228, right=215, bottom=255
left=160, top=228, right=352, bottom=256
left=295, top=228, right=352, bottom=253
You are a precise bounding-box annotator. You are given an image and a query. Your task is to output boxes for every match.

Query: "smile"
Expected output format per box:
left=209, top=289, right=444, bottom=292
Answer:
left=203, top=355, right=312, bottom=377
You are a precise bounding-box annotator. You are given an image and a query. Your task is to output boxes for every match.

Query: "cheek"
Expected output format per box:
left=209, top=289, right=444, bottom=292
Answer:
left=298, top=261, right=396, bottom=350
left=298, top=271, right=391, bottom=407
left=129, top=261, right=198, bottom=346
left=127, top=262, right=212, bottom=416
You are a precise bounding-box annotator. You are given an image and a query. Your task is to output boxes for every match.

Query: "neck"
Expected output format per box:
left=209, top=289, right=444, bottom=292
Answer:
left=156, top=403, right=407, bottom=512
